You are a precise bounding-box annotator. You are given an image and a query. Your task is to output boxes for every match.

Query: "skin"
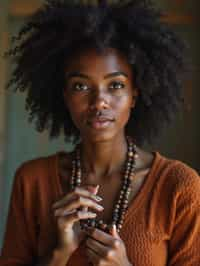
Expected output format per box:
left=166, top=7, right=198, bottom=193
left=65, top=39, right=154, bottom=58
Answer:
left=53, top=47, right=155, bottom=265
left=63, top=47, right=138, bottom=180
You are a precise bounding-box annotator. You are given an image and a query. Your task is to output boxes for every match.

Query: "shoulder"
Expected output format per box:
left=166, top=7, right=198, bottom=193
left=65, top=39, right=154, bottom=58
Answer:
left=151, top=152, right=200, bottom=235
left=15, top=151, right=74, bottom=188
left=57, top=150, right=74, bottom=176
left=13, top=152, right=60, bottom=187
left=15, top=153, right=55, bottom=174
left=157, top=152, right=200, bottom=206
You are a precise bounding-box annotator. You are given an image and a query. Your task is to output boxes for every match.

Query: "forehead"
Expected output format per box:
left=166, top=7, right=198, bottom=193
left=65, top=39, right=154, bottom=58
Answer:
left=64, top=47, right=133, bottom=77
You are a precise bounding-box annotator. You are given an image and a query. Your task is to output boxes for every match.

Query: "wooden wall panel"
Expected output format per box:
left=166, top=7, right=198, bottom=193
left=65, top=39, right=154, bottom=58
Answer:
left=9, top=0, right=196, bottom=25
left=9, top=0, right=42, bottom=17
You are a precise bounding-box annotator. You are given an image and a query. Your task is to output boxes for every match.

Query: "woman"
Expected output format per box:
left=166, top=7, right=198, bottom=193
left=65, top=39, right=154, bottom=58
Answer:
left=1, top=0, right=200, bottom=265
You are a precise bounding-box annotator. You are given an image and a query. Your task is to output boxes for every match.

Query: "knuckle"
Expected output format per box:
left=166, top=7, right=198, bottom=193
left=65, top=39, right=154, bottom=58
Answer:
left=112, top=239, right=121, bottom=249
left=59, top=219, right=69, bottom=230
left=74, top=187, right=80, bottom=194
left=99, top=260, right=105, bottom=266
left=105, top=249, right=114, bottom=259
left=63, top=224, right=71, bottom=233
left=74, top=194, right=81, bottom=203
left=57, top=218, right=64, bottom=227
left=73, top=190, right=79, bottom=198
left=75, top=210, right=81, bottom=219
left=88, top=198, right=95, bottom=207
left=78, top=196, right=83, bottom=204
left=89, top=191, right=93, bottom=197
left=54, top=208, right=62, bottom=216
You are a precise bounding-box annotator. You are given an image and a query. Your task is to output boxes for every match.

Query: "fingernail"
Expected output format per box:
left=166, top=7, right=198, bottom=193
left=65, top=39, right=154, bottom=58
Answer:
left=94, top=195, right=103, bottom=202
left=97, top=205, right=104, bottom=210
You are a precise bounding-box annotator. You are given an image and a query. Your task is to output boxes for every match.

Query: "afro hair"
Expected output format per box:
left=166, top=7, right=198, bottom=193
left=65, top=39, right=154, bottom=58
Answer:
left=5, top=0, right=189, bottom=147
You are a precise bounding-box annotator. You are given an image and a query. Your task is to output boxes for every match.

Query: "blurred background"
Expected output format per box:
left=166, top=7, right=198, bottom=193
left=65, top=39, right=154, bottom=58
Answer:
left=0, top=0, right=199, bottom=249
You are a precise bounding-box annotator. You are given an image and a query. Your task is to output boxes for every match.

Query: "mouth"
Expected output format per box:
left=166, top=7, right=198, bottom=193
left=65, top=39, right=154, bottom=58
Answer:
left=87, top=117, right=115, bottom=130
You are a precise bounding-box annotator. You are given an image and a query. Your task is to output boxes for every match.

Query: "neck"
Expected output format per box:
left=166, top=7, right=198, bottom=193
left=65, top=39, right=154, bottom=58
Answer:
left=80, top=133, right=128, bottom=183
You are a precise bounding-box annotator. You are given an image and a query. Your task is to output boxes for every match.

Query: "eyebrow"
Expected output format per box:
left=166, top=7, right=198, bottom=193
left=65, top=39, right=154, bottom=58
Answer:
left=66, top=71, right=128, bottom=80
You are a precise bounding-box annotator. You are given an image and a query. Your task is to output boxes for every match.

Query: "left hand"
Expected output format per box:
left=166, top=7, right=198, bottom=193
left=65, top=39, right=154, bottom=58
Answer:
left=84, top=224, right=132, bottom=266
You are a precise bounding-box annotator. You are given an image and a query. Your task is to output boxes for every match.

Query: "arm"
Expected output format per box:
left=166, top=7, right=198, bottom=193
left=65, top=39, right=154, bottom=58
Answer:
left=36, top=247, right=71, bottom=266
left=0, top=163, right=74, bottom=266
left=0, top=165, right=37, bottom=265
left=168, top=168, right=200, bottom=265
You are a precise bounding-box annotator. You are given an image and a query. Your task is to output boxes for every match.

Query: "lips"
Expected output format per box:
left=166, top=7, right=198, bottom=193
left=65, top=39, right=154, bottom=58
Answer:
left=87, top=116, right=115, bottom=129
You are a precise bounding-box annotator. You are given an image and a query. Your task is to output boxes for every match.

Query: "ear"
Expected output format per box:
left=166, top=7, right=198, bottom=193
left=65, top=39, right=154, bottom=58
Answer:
left=131, top=89, right=139, bottom=108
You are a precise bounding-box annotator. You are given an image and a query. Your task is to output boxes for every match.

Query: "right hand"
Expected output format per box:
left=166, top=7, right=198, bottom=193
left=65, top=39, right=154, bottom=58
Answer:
left=52, top=184, right=104, bottom=256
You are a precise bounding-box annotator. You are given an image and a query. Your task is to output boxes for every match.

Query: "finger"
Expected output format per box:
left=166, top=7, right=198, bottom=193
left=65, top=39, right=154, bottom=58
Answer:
left=109, top=224, right=121, bottom=239
left=59, top=209, right=97, bottom=226
left=81, top=184, right=100, bottom=213
left=52, top=185, right=101, bottom=209
left=54, top=196, right=104, bottom=216
left=82, top=206, right=88, bottom=212
left=86, top=245, right=101, bottom=265
left=86, top=184, right=100, bottom=195
left=52, top=185, right=102, bottom=209
left=80, top=184, right=100, bottom=213
left=85, top=227, right=121, bottom=248
left=86, top=236, right=109, bottom=257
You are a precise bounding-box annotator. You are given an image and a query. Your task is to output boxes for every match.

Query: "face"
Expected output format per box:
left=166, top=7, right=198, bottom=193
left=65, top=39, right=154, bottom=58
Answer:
left=63, top=47, right=138, bottom=142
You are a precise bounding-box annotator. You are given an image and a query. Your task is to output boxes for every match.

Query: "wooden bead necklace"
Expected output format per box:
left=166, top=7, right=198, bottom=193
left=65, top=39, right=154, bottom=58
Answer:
left=70, top=136, right=138, bottom=233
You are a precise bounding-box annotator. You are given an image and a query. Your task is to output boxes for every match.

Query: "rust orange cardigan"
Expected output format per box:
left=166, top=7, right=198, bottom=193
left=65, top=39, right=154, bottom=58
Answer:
left=0, top=151, right=200, bottom=265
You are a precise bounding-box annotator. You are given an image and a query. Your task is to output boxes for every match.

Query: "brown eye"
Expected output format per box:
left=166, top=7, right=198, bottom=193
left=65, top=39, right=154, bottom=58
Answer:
left=73, top=82, right=89, bottom=91
left=109, top=81, right=125, bottom=90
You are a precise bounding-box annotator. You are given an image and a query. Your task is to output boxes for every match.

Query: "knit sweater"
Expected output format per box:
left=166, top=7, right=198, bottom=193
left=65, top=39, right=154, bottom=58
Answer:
left=0, top=151, right=200, bottom=265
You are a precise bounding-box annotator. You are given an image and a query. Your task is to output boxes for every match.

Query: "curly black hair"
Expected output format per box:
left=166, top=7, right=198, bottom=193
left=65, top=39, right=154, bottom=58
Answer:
left=5, top=0, right=188, bottom=147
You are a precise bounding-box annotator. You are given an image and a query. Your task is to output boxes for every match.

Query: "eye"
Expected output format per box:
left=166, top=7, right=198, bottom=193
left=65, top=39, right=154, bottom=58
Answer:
left=109, top=81, right=125, bottom=90
left=72, top=82, right=90, bottom=92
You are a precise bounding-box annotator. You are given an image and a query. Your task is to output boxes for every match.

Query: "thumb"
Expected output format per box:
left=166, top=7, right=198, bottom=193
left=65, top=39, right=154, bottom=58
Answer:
left=110, top=224, right=121, bottom=239
left=85, top=184, right=100, bottom=195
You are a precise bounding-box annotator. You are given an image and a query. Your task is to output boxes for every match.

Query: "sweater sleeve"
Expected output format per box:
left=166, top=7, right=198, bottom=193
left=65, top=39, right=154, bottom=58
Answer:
left=0, top=165, right=37, bottom=265
left=168, top=164, right=200, bottom=266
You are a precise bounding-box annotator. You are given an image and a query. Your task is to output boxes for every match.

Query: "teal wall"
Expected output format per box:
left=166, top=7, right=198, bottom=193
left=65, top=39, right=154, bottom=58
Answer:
left=0, top=15, right=74, bottom=249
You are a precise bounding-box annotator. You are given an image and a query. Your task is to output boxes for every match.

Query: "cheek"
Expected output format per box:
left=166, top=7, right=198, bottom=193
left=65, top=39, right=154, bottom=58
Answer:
left=114, top=95, right=133, bottom=122
left=64, top=95, right=89, bottom=127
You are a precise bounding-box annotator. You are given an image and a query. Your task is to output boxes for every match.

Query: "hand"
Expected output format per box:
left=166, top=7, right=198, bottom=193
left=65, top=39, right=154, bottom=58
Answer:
left=52, top=184, right=104, bottom=256
left=84, top=224, right=132, bottom=266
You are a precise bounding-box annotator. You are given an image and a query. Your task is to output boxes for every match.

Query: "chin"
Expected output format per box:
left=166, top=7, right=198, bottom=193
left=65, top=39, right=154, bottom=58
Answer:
left=82, top=129, right=118, bottom=143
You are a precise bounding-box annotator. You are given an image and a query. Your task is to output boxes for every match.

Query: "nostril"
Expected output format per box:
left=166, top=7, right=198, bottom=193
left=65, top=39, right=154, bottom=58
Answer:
left=90, top=96, right=109, bottom=109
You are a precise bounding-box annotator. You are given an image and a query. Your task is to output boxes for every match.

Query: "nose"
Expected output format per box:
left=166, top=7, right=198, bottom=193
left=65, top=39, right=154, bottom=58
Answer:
left=89, top=90, right=109, bottom=111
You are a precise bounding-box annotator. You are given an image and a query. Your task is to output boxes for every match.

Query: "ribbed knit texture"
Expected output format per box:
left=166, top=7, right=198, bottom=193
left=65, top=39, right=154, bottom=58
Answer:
left=0, top=151, right=200, bottom=265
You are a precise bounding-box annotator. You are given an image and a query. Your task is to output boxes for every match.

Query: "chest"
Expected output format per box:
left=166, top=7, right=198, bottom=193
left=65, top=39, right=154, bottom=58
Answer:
left=94, top=179, right=122, bottom=224
left=95, top=173, right=148, bottom=224
left=59, top=169, right=149, bottom=225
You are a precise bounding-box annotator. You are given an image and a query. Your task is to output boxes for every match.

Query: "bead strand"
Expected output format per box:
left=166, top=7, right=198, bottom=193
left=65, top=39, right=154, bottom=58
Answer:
left=114, top=138, right=137, bottom=232
left=70, top=136, right=138, bottom=233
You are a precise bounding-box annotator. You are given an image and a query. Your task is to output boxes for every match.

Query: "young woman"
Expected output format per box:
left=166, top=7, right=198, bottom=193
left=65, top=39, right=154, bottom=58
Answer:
left=1, top=1, right=199, bottom=265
